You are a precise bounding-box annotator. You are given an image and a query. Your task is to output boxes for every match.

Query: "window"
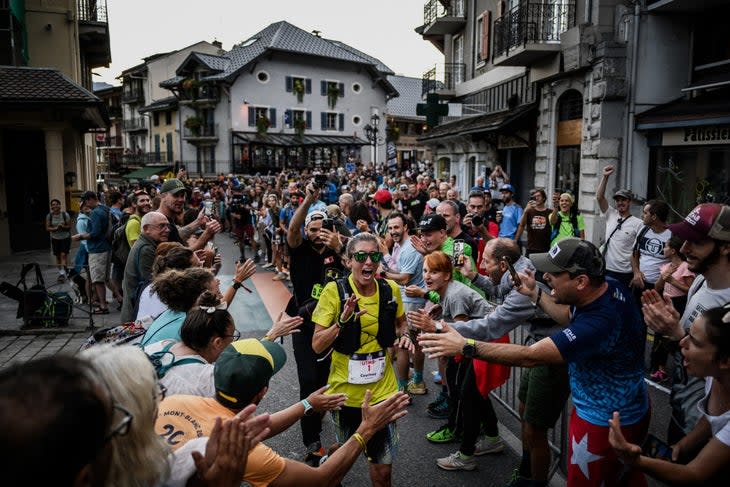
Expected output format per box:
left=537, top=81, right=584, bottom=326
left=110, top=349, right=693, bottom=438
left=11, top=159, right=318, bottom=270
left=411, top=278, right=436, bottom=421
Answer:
left=353, top=115, right=361, bottom=125
left=153, top=112, right=160, bottom=127
left=453, top=36, right=464, bottom=84
left=352, top=83, right=362, bottom=93
left=284, top=109, right=312, bottom=129
left=256, top=71, right=270, bottom=84
left=248, top=106, right=277, bottom=128
left=478, top=11, right=492, bottom=63
left=321, top=112, right=344, bottom=131
left=321, top=80, right=345, bottom=98
left=165, top=111, right=172, bottom=125
left=285, top=76, right=312, bottom=96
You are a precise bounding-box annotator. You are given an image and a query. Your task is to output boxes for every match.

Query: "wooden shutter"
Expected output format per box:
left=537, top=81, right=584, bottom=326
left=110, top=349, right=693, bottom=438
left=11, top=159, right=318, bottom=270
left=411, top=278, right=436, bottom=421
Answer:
left=321, top=112, right=327, bottom=130
left=338, top=82, right=345, bottom=97
left=305, top=78, right=312, bottom=94
left=248, top=106, right=255, bottom=127
left=320, top=80, right=327, bottom=96
left=338, top=113, right=345, bottom=131
left=269, top=108, right=277, bottom=128
left=285, top=76, right=293, bottom=92
left=481, top=12, right=491, bottom=62
left=285, top=109, right=292, bottom=127
left=306, top=111, right=312, bottom=129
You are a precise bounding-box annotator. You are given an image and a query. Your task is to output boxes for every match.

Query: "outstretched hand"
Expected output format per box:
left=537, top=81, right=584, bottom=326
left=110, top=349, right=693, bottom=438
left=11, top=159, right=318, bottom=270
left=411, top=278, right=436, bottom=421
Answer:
left=418, top=323, right=465, bottom=359
left=307, top=384, right=347, bottom=412
left=266, top=311, right=304, bottom=340
left=358, top=389, right=409, bottom=437
left=608, top=411, right=641, bottom=466
left=641, top=289, right=683, bottom=340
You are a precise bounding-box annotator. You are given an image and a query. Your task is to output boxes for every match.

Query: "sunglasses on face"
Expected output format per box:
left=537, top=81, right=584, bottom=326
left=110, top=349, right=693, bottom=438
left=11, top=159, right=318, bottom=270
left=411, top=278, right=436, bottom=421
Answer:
left=351, top=251, right=383, bottom=263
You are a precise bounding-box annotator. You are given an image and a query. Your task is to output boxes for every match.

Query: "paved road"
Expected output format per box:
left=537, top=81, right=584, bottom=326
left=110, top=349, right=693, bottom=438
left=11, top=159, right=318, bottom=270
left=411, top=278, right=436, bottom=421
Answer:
left=0, top=233, right=675, bottom=486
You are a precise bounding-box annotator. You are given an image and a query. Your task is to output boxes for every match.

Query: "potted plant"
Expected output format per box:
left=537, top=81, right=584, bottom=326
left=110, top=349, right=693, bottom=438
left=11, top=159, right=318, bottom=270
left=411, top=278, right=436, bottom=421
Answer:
left=182, top=78, right=201, bottom=100
left=327, top=83, right=340, bottom=109
left=256, top=114, right=271, bottom=136
left=293, top=117, right=307, bottom=137
left=184, top=116, right=203, bottom=136
left=293, top=79, right=305, bottom=103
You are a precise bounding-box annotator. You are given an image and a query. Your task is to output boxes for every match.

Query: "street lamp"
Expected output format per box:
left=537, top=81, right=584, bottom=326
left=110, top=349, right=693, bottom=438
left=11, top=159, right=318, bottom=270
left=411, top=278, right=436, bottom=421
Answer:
left=363, top=112, right=382, bottom=165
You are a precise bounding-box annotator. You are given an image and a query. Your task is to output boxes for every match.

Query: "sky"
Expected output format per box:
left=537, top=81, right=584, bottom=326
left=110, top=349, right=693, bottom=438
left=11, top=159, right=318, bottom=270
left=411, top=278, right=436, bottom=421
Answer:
left=95, top=0, right=443, bottom=85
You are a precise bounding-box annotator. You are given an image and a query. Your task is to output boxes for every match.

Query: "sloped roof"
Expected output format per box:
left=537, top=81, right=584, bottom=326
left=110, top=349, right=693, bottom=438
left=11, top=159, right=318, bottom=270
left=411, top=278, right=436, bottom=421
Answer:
left=195, top=53, right=230, bottom=72
left=418, top=103, right=536, bottom=141
left=139, top=96, right=178, bottom=113
left=325, top=39, right=393, bottom=74
left=0, top=66, right=100, bottom=103
left=387, top=75, right=426, bottom=119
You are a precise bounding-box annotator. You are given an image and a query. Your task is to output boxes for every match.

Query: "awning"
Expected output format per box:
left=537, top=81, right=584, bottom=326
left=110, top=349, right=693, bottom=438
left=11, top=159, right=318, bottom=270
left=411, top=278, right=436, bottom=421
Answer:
left=232, top=132, right=368, bottom=147
left=139, top=96, right=178, bottom=113
left=122, top=165, right=173, bottom=180
left=417, top=103, right=536, bottom=142
left=635, top=87, right=730, bottom=130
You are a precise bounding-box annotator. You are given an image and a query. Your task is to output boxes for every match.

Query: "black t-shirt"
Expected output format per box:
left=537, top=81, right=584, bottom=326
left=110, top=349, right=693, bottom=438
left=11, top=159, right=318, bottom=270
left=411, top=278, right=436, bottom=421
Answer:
left=453, top=230, right=477, bottom=258
left=166, top=217, right=185, bottom=245
left=287, top=240, right=345, bottom=307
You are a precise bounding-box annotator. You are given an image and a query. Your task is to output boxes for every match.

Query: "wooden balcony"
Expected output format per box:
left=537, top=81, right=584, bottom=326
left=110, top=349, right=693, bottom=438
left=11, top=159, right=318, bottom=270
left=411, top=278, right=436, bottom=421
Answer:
left=78, top=0, right=111, bottom=67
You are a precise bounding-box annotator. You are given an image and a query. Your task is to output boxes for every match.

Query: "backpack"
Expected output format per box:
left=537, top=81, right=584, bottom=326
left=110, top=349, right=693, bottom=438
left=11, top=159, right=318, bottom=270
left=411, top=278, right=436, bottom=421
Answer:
left=332, top=277, right=397, bottom=355
left=550, top=212, right=581, bottom=242
left=111, top=214, right=133, bottom=265
left=147, top=342, right=207, bottom=379
left=46, top=211, right=70, bottom=231
left=103, top=207, right=120, bottom=245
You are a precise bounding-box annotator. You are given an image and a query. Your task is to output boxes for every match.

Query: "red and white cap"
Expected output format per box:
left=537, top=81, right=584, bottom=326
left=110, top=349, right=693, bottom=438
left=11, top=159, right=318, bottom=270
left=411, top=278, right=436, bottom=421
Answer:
left=668, top=203, right=730, bottom=242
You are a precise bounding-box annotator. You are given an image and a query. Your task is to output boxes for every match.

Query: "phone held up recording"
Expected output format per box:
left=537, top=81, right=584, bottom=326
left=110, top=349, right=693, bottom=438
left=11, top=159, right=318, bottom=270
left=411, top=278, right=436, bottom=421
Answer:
left=502, top=256, right=522, bottom=287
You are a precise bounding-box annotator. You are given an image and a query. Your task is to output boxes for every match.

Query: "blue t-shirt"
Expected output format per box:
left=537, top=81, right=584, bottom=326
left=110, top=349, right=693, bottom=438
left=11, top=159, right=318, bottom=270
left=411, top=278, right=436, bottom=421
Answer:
left=498, top=202, right=522, bottom=239
left=550, top=278, right=648, bottom=426
left=139, top=309, right=186, bottom=347
left=397, top=239, right=425, bottom=305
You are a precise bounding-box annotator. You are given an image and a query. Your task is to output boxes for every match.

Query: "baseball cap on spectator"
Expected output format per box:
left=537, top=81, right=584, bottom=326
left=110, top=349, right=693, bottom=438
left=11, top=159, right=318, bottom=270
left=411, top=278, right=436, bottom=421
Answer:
left=419, top=214, right=447, bottom=232
left=426, top=198, right=440, bottom=210
left=304, top=210, right=327, bottom=227
left=399, top=184, right=408, bottom=191
left=214, top=339, right=286, bottom=409
left=79, top=191, right=98, bottom=201
left=668, top=203, right=730, bottom=243
left=192, top=187, right=201, bottom=194
left=500, top=183, right=515, bottom=193
left=531, top=238, right=605, bottom=277
left=613, top=189, right=633, bottom=200
left=371, top=189, right=392, bottom=205
left=160, top=178, right=187, bottom=195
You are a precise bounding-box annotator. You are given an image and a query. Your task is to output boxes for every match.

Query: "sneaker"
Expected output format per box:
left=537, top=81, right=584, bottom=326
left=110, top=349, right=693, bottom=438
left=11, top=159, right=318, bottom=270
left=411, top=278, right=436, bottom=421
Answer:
left=427, top=392, right=451, bottom=419
left=433, top=371, right=443, bottom=385
left=426, top=424, right=457, bottom=443
left=407, top=380, right=428, bottom=395
left=302, top=441, right=325, bottom=467
left=436, top=451, right=476, bottom=471
left=474, top=435, right=504, bottom=455
left=650, top=368, right=668, bottom=382
left=272, top=272, right=287, bottom=281
left=261, top=262, right=274, bottom=269
left=505, top=469, right=537, bottom=487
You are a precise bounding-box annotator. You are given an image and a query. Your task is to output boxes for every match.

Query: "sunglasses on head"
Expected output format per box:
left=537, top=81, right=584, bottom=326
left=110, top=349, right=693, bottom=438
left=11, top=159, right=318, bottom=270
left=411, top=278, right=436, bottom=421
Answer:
left=351, top=251, right=383, bottom=263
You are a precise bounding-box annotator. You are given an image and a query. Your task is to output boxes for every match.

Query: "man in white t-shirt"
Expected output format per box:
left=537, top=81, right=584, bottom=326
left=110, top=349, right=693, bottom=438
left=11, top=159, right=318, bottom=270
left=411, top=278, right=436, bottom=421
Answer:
left=596, top=165, right=643, bottom=287
left=641, top=203, right=730, bottom=443
left=631, top=199, right=671, bottom=292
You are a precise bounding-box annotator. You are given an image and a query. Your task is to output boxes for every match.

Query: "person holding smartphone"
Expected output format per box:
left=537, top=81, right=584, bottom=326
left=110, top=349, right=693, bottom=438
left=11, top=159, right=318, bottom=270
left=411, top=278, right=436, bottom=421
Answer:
left=609, top=305, right=730, bottom=485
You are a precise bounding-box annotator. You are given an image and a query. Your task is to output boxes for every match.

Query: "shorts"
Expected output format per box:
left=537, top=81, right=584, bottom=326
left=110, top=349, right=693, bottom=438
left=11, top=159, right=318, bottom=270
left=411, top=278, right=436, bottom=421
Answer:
left=234, top=224, right=255, bottom=241
left=51, top=237, right=71, bottom=257
left=88, top=251, right=110, bottom=283
left=518, top=364, right=570, bottom=429
left=331, top=405, right=399, bottom=464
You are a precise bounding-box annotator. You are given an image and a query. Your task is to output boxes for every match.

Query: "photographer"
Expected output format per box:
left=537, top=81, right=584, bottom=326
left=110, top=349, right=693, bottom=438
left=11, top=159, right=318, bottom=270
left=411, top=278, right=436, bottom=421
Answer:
left=285, top=179, right=346, bottom=466
left=462, top=191, right=498, bottom=265
left=229, top=188, right=259, bottom=263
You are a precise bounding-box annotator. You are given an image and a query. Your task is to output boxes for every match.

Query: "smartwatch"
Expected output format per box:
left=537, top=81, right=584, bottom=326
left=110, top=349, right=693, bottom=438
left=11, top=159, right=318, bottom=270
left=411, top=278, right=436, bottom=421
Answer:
left=462, top=338, right=477, bottom=358
left=434, top=321, right=444, bottom=333
left=232, top=280, right=242, bottom=290
left=300, top=399, right=314, bottom=417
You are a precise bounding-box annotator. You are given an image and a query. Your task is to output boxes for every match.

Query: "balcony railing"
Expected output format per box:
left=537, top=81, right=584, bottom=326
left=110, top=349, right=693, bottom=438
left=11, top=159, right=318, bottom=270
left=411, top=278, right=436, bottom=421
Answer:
left=422, top=63, right=466, bottom=96
left=183, top=124, right=219, bottom=140
left=121, top=152, right=174, bottom=166
left=123, top=117, right=147, bottom=132
left=493, top=0, right=576, bottom=59
left=78, top=0, right=108, bottom=23
left=107, top=106, right=122, bottom=118
left=423, top=0, right=465, bottom=25
left=122, top=90, right=144, bottom=104
left=97, top=135, right=123, bottom=148
left=181, top=85, right=220, bottom=104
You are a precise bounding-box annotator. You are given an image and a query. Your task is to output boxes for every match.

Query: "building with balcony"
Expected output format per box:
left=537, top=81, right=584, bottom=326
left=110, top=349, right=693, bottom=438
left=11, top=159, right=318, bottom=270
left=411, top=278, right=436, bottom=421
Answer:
left=385, top=75, right=435, bottom=172
left=94, top=82, right=123, bottom=176
left=118, top=41, right=224, bottom=178
left=160, top=21, right=398, bottom=176
left=0, top=1, right=109, bottom=255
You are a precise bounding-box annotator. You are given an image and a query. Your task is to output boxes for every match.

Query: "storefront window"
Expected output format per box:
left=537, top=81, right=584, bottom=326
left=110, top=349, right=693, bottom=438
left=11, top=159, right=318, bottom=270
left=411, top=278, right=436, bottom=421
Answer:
left=650, top=146, right=730, bottom=220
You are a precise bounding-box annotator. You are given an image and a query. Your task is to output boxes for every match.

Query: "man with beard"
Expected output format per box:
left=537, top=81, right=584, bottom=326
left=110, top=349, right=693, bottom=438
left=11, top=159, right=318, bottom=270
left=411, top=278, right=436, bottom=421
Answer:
left=417, top=238, right=650, bottom=487
left=381, top=212, right=428, bottom=397
left=286, top=181, right=346, bottom=465
left=275, top=189, right=303, bottom=281
left=404, top=182, right=427, bottom=222
left=641, top=203, right=730, bottom=444
left=437, top=200, right=476, bottom=257
left=498, top=184, right=523, bottom=240
left=124, top=190, right=152, bottom=247
left=158, top=179, right=220, bottom=250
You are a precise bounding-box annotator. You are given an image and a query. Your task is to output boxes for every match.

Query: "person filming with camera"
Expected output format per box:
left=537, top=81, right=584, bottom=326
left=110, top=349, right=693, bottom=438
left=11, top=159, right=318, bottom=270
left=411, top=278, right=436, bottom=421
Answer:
left=285, top=177, right=347, bottom=466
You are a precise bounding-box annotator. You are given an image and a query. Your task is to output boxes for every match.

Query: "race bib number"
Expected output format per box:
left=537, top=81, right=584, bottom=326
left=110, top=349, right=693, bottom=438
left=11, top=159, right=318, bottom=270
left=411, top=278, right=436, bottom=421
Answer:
left=347, top=350, right=386, bottom=384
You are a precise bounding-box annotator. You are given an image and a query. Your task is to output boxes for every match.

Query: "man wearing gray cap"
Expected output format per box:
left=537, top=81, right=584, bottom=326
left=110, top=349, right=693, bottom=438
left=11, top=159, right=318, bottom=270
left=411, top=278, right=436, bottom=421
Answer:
left=418, top=238, right=649, bottom=487
left=596, top=165, right=643, bottom=287
left=158, top=178, right=220, bottom=250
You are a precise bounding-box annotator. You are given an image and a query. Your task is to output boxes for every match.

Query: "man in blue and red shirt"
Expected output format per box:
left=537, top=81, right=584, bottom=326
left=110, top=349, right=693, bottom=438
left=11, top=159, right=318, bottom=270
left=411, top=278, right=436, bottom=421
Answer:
left=418, top=238, right=649, bottom=487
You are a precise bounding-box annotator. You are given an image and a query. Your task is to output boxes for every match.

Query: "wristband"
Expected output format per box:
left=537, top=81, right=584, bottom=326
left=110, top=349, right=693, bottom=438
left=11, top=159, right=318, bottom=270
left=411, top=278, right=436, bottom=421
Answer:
left=352, top=432, right=372, bottom=461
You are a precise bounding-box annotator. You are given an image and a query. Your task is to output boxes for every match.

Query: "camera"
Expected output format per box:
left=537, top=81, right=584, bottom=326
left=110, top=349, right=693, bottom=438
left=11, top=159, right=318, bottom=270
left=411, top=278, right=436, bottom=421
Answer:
left=322, top=218, right=335, bottom=231
left=313, top=174, right=328, bottom=189
left=471, top=214, right=483, bottom=227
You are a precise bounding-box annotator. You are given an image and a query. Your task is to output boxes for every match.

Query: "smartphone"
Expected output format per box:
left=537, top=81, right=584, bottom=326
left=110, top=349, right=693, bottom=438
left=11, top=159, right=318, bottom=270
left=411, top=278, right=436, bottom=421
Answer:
left=322, top=218, right=335, bottom=231
left=452, top=240, right=466, bottom=266
left=641, top=434, right=673, bottom=461
left=502, top=256, right=522, bottom=287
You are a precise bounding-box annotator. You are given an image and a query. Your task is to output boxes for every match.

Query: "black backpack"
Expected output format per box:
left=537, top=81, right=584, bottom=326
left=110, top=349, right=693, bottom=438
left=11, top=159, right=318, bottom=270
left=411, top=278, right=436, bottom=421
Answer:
left=111, top=214, right=133, bottom=265
left=332, top=277, right=398, bottom=355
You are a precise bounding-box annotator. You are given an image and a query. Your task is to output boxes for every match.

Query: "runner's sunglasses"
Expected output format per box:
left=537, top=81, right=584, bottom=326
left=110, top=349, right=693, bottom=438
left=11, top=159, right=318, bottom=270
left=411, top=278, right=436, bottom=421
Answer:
left=351, top=251, right=383, bottom=263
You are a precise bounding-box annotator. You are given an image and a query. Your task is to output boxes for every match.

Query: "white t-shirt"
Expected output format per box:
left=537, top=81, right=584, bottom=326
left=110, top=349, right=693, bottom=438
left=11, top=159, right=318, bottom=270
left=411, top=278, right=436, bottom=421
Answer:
left=635, top=227, right=671, bottom=283
left=698, top=377, right=730, bottom=447
left=601, top=206, right=643, bottom=273
left=136, top=284, right=167, bottom=323
left=144, top=340, right=215, bottom=398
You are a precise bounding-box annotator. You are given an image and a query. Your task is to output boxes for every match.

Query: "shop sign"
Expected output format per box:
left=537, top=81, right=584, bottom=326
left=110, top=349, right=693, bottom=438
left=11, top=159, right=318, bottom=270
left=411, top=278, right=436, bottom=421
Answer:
left=663, top=126, right=730, bottom=146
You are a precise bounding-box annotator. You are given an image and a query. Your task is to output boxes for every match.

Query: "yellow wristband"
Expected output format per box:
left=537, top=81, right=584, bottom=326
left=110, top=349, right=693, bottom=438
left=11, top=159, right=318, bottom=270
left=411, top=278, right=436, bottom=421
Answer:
left=352, top=432, right=372, bottom=461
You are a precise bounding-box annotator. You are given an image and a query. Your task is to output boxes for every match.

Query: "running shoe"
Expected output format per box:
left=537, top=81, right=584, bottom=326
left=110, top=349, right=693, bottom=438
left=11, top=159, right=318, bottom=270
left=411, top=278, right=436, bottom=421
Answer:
left=436, top=451, right=476, bottom=471
left=426, top=424, right=457, bottom=443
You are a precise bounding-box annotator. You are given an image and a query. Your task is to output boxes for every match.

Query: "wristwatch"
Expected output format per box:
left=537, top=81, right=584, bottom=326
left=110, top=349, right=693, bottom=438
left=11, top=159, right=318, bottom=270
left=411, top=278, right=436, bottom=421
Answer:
left=434, top=321, right=444, bottom=333
left=300, top=399, right=314, bottom=417
left=232, top=280, right=242, bottom=290
left=462, top=338, right=477, bottom=358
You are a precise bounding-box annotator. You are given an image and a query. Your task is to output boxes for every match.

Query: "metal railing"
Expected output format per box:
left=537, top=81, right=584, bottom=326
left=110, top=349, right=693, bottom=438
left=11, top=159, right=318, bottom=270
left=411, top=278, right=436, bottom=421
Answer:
left=422, top=63, right=466, bottom=96
left=122, top=90, right=144, bottom=104
left=97, top=135, right=122, bottom=147
left=183, top=124, right=219, bottom=139
left=121, top=152, right=174, bottom=166
left=78, top=0, right=108, bottom=23
left=423, top=0, right=465, bottom=25
left=182, top=85, right=220, bottom=103
left=123, top=117, right=147, bottom=131
left=493, top=0, right=576, bottom=58
left=460, top=72, right=536, bottom=115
